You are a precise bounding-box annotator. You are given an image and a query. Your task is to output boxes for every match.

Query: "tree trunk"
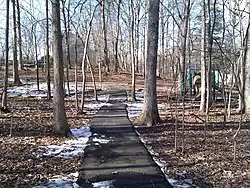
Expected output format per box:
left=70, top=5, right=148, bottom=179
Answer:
left=62, top=0, right=71, bottom=96
left=12, top=0, right=22, bottom=86
left=114, top=0, right=121, bottom=72
left=136, top=0, right=160, bottom=126
left=206, top=0, right=217, bottom=111
left=87, top=55, right=97, bottom=101
left=2, top=0, right=10, bottom=110
left=34, top=32, right=39, bottom=90
left=46, top=0, right=51, bottom=100
left=200, top=0, right=206, bottom=111
left=244, top=10, right=250, bottom=115
left=237, top=3, right=247, bottom=114
left=130, top=0, right=136, bottom=101
left=51, top=0, right=71, bottom=136
left=80, top=3, right=99, bottom=110
left=74, top=32, right=79, bottom=110
left=160, top=0, right=164, bottom=78
left=101, top=0, right=109, bottom=73
left=16, top=0, right=23, bottom=71
left=179, top=0, right=190, bottom=96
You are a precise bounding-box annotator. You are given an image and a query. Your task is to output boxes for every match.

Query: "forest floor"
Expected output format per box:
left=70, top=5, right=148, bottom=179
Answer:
left=0, top=68, right=250, bottom=187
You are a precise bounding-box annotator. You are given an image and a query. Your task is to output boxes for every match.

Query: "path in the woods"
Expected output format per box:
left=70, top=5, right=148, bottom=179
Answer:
left=76, top=90, right=172, bottom=188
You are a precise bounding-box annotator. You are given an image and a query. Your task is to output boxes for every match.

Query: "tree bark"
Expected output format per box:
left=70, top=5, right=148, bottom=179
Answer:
left=206, top=0, right=216, bottom=111
left=80, top=3, right=99, bottom=110
left=244, top=10, right=250, bottom=115
left=101, top=0, right=109, bottom=73
left=46, top=0, right=51, bottom=100
left=74, top=31, right=79, bottom=110
left=87, top=55, right=97, bottom=101
left=16, top=0, right=23, bottom=70
left=51, top=0, right=71, bottom=136
left=2, top=0, right=10, bottom=109
left=130, top=0, right=136, bottom=101
left=179, top=0, right=190, bottom=96
left=62, top=0, right=71, bottom=96
left=12, top=0, right=22, bottom=86
left=34, top=31, right=39, bottom=90
left=114, top=0, right=121, bottom=72
left=136, top=0, right=160, bottom=126
left=200, top=0, right=206, bottom=111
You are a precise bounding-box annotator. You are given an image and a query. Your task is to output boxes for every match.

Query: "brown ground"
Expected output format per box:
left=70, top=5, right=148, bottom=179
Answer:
left=0, top=69, right=250, bottom=187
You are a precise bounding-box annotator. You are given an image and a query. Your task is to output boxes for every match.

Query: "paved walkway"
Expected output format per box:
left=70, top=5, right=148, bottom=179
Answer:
left=76, top=90, right=172, bottom=187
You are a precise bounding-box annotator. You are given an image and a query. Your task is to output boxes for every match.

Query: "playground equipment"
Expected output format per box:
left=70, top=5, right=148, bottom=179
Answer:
left=180, top=68, right=219, bottom=100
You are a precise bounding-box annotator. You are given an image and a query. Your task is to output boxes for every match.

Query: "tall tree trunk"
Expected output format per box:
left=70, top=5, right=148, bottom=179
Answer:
left=87, top=55, right=97, bottom=101
left=51, top=0, right=71, bottom=136
left=179, top=0, right=190, bottom=96
left=130, top=0, right=136, bottom=101
left=12, top=0, right=22, bottom=86
left=2, top=0, right=10, bottom=109
left=237, top=2, right=246, bottom=114
left=136, top=0, right=160, bottom=126
left=114, top=0, right=121, bottom=72
left=200, top=0, right=206, bottom=111
left=16, top=0, right=23, bottom=71
left=143, top=0, right=148, bottom=78
left=160, top=0, right=164, bottom=78
left=101, top=0, right=109, bottom=73
left=243, top=10, right=250, bottom=115
left=80, top=3, right=99, bottom=110
left=34, top=31, right=39, bottom=90
left=74, top=32, right=79, bottom=110
left=46, top=0, right=51, bottom=100
left=62, top=0, right=71, bottom=96
left=134, top=0, right=140, bottom=73
left=206, top=0, right=216, bottom=111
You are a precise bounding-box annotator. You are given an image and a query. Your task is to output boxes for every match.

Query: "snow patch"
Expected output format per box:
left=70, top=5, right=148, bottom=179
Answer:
left=42, top=126, right=92, bottom=159
left=93, top=137, right=111, bottom=144
left=92, top=180, right=115, bottom=188
left=126, top=90, right=144, bottom=119
left=33, top=172, right=80, bottom=188
left=85, top=102, right=113, bottom=111
left=126, top=102, right=143, bottom=119
left=96, top=94, right=110, bottom=102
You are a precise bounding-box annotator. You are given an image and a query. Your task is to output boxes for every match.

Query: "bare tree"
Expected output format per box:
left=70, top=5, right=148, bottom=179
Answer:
left=46, top=0, right=51, bottom=100
left=244, top=6, right=250, bottom=115
left=200, top=0, right=206, bottom=111
left=130, top=0, right=136, bottom=101
left=114, top=0, right=121, bottom=72
left=206, top=0, right=217, bottom=112
left=2, top=0, right=10, bottom=110
left=16, top=0, right=23, bottom=70
left=51, top=0, right=71, bottom=136
left=12, top=0, right=22, bottom=85
left=101, top=0, right=109, bottom=72
left=136, top=0, right=160, bottom=126
left=62, top=0, right=71, bottom=96
left=80, top=3, right=99, bottom=111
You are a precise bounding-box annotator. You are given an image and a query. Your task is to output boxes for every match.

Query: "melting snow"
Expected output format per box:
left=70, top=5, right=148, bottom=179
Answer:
left=42, top=127, right=92, bottom=159
left=92, top=137, right=111, bottom=144
left=92, top=180, right=115, bottom=188
left=126, top=102, right=143, bottom=119
left=7, top=82, right=52, bottom=98
left=85, top=101, right=113, bottom=111
left=126, top=91, right=144, bottom=119
left=33, top=172, right=80, bottom=188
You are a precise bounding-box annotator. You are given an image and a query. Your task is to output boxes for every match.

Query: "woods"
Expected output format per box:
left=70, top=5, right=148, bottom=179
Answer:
left=1, top=0, right=250, bottom=187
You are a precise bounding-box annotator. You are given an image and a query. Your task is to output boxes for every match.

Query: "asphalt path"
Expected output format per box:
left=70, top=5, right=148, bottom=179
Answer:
left=77, top=90, right=172, bottom=188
